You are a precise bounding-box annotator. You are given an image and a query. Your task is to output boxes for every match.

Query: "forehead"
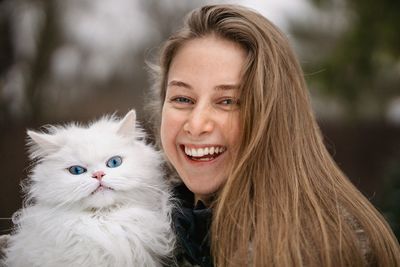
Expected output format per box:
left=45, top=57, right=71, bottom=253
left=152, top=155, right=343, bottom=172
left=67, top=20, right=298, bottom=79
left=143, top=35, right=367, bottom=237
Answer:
left=168, top=36, right=247, bottom=86
left=56, top=129, right=125, bottom=158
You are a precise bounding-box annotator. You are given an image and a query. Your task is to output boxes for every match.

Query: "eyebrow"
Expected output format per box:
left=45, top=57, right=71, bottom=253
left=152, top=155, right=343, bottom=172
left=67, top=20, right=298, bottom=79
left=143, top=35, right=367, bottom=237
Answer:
left=167, top=80, right=192, bottom=89
left=167, top=80, right=239, bottom=91
left=215, top=84, right=239, bottom=91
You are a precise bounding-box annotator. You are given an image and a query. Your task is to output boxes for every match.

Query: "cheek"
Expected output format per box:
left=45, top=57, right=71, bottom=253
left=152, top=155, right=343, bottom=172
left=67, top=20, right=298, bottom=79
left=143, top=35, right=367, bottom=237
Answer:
left=34, top=171, right=93, bottom=204
left=222, top=113, right=240, bottom=146
left=160, top=117, right=170, bottom=154
left=160, top=108, right=180, bottom=155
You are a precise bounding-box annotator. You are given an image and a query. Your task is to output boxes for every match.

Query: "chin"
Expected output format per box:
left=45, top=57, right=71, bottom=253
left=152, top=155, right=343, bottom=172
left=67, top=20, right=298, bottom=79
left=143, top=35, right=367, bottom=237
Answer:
left=187, top=181, right=222, bottom=198
left=83, top=191, right=117, bottom=209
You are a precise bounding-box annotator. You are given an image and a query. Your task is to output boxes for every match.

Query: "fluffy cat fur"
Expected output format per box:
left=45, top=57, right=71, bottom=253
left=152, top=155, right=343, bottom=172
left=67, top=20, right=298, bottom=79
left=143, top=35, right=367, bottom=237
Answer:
left=4, top=110, right=175, bottom=267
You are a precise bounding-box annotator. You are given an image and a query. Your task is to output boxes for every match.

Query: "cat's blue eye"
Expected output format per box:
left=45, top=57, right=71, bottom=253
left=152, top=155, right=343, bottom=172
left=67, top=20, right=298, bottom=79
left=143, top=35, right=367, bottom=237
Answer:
left=106, top=156, right=122, bottom=168
left=68, top=165, right=87, bottom=175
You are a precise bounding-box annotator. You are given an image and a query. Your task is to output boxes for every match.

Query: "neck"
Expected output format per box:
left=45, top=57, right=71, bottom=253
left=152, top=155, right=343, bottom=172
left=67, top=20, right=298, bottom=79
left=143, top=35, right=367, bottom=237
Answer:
left=194, top=194, right=213, bottom=207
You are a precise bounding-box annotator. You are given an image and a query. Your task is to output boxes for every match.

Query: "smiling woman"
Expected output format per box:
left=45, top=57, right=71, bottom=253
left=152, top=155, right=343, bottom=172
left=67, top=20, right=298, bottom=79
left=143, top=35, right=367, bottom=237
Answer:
left=148, top=4, right=400, bottom=267
left=161, top=36, right=243, bottom=204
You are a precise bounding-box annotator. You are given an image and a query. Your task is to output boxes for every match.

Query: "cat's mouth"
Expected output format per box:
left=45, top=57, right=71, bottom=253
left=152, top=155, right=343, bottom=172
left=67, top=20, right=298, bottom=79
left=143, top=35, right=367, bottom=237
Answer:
left=91, top=185, right=114, bottom=194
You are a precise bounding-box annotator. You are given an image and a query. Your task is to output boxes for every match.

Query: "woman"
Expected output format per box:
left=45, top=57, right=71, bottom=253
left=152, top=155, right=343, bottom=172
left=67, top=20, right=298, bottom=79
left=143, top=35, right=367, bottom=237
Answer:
left=148, top=4, right=400, bottom=267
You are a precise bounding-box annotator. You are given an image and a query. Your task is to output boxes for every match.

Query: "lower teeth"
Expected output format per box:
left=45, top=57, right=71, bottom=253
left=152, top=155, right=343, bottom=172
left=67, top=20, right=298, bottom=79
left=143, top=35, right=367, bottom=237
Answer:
left=191, top=156, right=215, bottom=161
left=198, top=157, right=212, bottom=161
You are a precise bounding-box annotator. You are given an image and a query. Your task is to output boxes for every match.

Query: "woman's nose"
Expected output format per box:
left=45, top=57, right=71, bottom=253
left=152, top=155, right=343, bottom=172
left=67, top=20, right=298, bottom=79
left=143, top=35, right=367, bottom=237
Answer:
left=183, top=105, right=214, bottom=137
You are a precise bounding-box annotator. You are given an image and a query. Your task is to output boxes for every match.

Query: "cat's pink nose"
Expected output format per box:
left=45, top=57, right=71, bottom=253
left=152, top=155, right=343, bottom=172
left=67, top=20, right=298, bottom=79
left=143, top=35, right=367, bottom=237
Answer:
left=92, top=171, right=105, bottom=180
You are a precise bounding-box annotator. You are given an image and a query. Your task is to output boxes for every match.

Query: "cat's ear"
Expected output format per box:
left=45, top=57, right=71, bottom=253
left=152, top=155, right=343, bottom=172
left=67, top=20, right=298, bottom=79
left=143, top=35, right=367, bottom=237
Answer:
left=116, top=110, right=136, bottom=137
left=27, top=130, right=60, bottom=158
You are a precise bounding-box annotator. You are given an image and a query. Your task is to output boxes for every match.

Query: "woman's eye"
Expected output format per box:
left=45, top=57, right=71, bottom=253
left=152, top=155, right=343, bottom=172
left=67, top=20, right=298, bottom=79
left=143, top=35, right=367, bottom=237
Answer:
left=170, top=96, right=193, bottom=104
left=106, top=156, right=123, bottom=168
left=218, top=98, right=240, bottom=108
left=68, top=165, right=87, bottom=175
left=221, top=99, right=234, bottom=105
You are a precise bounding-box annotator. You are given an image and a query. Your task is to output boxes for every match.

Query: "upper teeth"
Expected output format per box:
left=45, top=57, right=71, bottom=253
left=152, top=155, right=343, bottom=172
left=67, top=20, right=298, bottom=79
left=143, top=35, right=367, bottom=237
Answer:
left=184, top=146, right=226, bottom=157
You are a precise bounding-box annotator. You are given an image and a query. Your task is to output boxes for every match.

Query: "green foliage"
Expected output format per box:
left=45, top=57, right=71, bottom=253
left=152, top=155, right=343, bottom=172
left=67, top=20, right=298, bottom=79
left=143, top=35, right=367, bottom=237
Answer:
left=380, top=157, right=400, bottom=239
left=298, top=0, right=400, bottom=240
left=296, top=0, right=400, bottom=119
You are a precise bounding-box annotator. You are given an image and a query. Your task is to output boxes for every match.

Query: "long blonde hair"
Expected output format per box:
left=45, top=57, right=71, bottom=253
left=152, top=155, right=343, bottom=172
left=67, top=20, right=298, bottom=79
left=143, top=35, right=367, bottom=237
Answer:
left=149, top=4, right=400, bottom=266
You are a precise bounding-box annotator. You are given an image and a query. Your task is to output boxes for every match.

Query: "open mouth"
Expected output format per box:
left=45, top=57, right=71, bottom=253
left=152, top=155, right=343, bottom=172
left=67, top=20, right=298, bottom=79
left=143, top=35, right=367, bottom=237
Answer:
left=91, top=185, right=114, bottom=194
left=181, top=145, right=226, bottom=162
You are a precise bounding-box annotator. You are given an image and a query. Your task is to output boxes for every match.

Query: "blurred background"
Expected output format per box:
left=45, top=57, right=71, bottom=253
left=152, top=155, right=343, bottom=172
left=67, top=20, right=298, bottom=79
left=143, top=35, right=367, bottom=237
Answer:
left=0, top=0, right=399, bottom=239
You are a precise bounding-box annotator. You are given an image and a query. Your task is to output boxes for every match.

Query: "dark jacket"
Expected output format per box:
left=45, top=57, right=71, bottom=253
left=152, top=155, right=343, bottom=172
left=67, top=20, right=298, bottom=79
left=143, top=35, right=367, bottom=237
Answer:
left=172, top=184, right=213, bottom=267
left=170, top=185, right=372, bottom=267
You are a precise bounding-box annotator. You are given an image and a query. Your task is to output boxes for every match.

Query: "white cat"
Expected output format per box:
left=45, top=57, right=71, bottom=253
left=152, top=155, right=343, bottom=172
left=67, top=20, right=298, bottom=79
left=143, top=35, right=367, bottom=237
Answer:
left=4, top=110, right=175, bottom=267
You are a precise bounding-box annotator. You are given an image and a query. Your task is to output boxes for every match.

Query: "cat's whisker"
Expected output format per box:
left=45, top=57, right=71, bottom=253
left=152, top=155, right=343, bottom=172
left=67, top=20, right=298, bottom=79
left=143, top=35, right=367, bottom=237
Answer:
left=72, top=182, right=93, bottom=194
left=111, top=178, right=170, bottom=198
left=46, top=201, right=72, bottom=214
left=43, top=184, right=93, bottom=213
left=133, top=180, right=170, bottom=194
left=109, top=177, right=167, bottom=193
left=68, top=183, right=95, bottom=202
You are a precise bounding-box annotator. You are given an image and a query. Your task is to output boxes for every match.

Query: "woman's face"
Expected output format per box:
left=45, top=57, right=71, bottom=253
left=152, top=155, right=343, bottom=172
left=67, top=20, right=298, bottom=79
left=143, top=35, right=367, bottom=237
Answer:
left=161, top=36, right=246, bottom=202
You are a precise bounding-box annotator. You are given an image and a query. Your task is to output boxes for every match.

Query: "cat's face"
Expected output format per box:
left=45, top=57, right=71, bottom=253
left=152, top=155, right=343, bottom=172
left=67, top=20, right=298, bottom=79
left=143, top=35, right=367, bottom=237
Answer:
left=27, top=111, right=162, bottom=210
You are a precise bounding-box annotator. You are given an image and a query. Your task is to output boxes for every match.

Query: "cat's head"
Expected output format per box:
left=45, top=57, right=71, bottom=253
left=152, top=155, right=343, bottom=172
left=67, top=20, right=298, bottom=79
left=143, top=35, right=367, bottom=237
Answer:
left=25, top=110, right=164, bottom=210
